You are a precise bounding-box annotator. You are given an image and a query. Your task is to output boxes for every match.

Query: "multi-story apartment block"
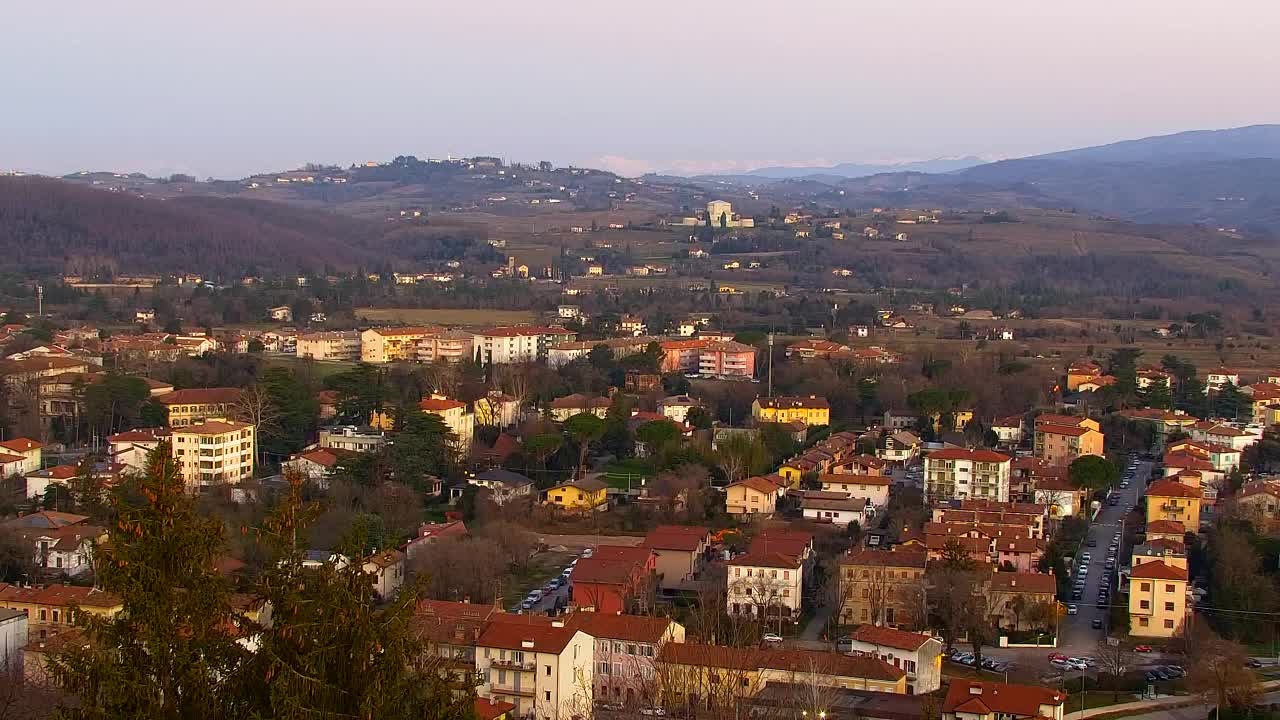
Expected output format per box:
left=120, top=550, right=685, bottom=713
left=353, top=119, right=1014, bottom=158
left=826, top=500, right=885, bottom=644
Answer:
left=418, top=395, right=475, bottom=452
left=169, top=418, right=256, bottom=489
left=726, top=551, right=803, bottom=620
left=295, top=330, right=362, bottom=361
left=1032, top=414, right=1103, bottom=465
left=1145, top=479, right=1202, bottom=529
left=1128, top=560, right=1188, bottom=637
left=837, top=549, right=927, bottom=628
left=698, top=341, right=756, bottom=378
left=473, top=326, right=576, bottom=364
left=156, top=388, right=243, bottom=428
left=415, top=329, right=473, bottom=363
left=361, top=327, right=438, bottom=363
left=475, top=618, right=594, bottom=720
left=318, top=426, right=386, bottom=453
left=924, top=449, right=1012, bottom=503
left=568, top=614, right=683, bottom=708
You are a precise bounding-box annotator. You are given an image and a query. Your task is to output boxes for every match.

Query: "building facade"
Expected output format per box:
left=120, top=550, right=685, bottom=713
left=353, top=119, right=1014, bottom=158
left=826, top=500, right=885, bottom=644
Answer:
left=170, top=419, right=256, bottom=489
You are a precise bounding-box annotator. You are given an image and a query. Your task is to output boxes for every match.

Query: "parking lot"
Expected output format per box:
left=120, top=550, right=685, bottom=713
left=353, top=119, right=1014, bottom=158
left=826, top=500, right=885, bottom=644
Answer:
left=518, top=549, right=587, bottom=613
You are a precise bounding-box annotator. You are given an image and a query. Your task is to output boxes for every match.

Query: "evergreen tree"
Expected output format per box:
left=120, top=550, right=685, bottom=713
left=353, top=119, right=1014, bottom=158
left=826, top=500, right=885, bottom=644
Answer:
left=48, top=444, right=246, bottom=720
left=233, top=476, right=478, bottom=720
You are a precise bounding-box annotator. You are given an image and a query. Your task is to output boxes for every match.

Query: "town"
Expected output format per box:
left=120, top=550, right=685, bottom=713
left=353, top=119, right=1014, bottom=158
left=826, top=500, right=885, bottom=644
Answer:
left=3, top=236, right=1279, bottom=720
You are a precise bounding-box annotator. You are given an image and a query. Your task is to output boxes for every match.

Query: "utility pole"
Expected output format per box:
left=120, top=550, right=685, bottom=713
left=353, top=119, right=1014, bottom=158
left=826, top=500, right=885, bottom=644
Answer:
left=36, top=283, right=43, bottom=317
left=767, top=332, right=774, bottom=398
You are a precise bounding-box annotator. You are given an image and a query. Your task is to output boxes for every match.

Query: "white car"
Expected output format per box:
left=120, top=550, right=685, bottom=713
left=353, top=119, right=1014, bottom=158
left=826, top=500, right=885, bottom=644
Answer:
left=762, top=633, right=783, bottom=643
left=1067, top=604, right=1078, bottom=615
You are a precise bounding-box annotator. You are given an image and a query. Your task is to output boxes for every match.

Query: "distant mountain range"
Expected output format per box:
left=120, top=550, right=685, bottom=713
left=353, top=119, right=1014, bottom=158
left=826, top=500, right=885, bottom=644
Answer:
left=739, top=156, right=987, bottom=180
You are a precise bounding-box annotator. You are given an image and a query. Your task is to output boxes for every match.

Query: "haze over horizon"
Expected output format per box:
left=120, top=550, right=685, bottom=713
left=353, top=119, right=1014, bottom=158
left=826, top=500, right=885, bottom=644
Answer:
left=4, top=0, right=1278, bottom=179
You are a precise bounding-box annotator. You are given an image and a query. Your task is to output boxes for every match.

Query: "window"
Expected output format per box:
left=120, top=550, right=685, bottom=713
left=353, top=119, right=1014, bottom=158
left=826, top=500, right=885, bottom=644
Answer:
left=783, top=571, right=789, bottom=580
left=52, top=610, right=59, bottom=623
left=1140, top=600, right=1150, bottom=609
left=1165, top=584, right=1176, bottom=593
left=627, top=644, right=636, bottom=655
left=1141, top=582, right=1151, bottom=592
left=544, top=692, right=551, bottom=702
left=39, top=609, right=46, bottom=621
left=1139, top=617, right=1149, bottom=627
left=545, top=665, right=552, bottom=676
left=1165, top=602, right=1175, bottom=611
left=1164, top=619, right=1175, bottom=629
left=861, top=609, right=869, bottom=620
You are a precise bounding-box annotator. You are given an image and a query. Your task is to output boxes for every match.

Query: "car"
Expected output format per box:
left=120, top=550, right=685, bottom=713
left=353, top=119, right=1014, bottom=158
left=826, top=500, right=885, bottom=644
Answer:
left=1067, top=604, right=1078, bottom=615
left=1048, top=653, right=1070, bottom=662
left=1072, top=590, right=1082, bottom=600
left=520, top=599, right=536, bottom=610
left=640, top=708, right=666, bottom=717
left=1135, top=645, right=1153, bottom=653
left=1087, top=538, right=1097, bottom=547
left=1051, top=659, right=1073, bottom=670
left=1163, top=665, right=1186, bottom=677
left=1091, top=619, right=1103, bottom=629
left=836, top=637, right=854, bottom=653
left=581, top=549, right=594, bottom=558
left=1246, top=659, right=1264, bottom=668
left=1146, top=671, right=1160, bottom=682
left=762, top=633, right=783, bottom=644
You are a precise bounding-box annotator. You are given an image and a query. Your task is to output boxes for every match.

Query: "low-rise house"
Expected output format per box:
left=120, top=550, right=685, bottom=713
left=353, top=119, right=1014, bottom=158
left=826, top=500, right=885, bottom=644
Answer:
left=549, top=394, right=611, bottom=421
left=878, top=431, right=920, bottom=463
left=942, top=680, right=1066, bottom=720
left=543, top=477, right=609, bottom=511
left=801, top=492, right=873, bottom=526
left=569, top=545, right=656, bottom=614
left=0, top=438, right=42, bottom=475
left=659, top=395, right=703, bottom=424
left=469, top=469, right=535, bottom=505
left=282, top=448, right=346, bottom=486
left=363, top=549, right=406, bottom=600
left=752, top=395, right=831, bottom=427
left=1204, top=367, right=1240, bottom=394
left=1146, top=479, right=1202, bottom=529
left=993, top=538, right=1046, bottom=573
left=986, top=573, right=1056, bottom=630
left=991, top=416, right=1024, bottom=446
left=643, top=525, right=712, bottom=591
left=818, top=473, right=891, bottom=509
left=657, top=644, right=908, bottom=703
left=845, top=625, right=943, bottom=694
left=725, top=476, right=785, bottom=517
left=475, top=392, right=521, bottom=428
left=318, top=426, right=386, bottom=453
left=403, top=520, right=468, bottom=562
left=419, top=395, right=476, bottom=452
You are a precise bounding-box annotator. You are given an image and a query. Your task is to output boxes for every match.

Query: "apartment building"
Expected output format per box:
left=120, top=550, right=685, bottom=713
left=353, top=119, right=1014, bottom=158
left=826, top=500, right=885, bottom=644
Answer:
left=1033, top=415, right=1104, bottom=465
left=643, top=525, right=712, bottom=591
left=568, top=614, right=683, bottom=707
left=1128, top=560, right=1188, bottom=637
left=156, top=388, right=243, bottom=428
left=475, top=618, right=595, bottom=720
left=361, top=327, right=438, bottom=363
left=846, top=625, right=943, bottom=694
left=169, top=418, right=256, bottom=489
left=1145, top=479, right=1202, bottom=529
left=418, top=395, right=475, bottom=451
left=473, top=326, right=576, bottom=364
left=751, top=395, right=831, bottom=426
left=295, top=330, right=361, bottom=361
left=924, top=449, right=1012, bottom=503
left=0, top=583, right=121, bottom=641
left=726, top=551, right=803, bottom=620
left=837, top=549, right=928, bottom=628
left=698, top=341, right=756, bottom=378
left=416, top=330, right=474, bottom=364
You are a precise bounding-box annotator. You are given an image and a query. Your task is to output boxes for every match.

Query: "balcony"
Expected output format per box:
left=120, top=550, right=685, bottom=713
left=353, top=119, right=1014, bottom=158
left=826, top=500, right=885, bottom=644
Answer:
left=490, top=683, right=536, bottom=697
left=489, top=658, right=536, bottom=672
left=1160, top=504, right=1182, bottom=512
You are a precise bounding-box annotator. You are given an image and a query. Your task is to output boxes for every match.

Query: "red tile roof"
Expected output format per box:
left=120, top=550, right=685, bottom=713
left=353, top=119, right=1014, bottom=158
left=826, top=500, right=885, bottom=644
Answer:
left=658, top=643, right=905, bottom=682
left=987, top=572, right=1057, bottom=595
left=643, top=525, right=710, bottom=552
left=1145, top=520, right=1186, bottom=535
left=419, top=397, right=466, bottom=412
left=727, top=476, right=784, bottom=494
left=0, top=438, right=42, bottom=453
left=1035, top=423, right=1091, bottom=437
left=727, top=551, right=801, bottom=569
left=565, top=613, right=674, bottom=644
left=156, top=387, right=243, bottom=405
left=0, top=583, right=120, bottom=609
left=927, top=448, right=1011, bottom=463
left=475, top=698, right=515, bottom=720
left=943, top=680, right=1065, bottom=715
left=1129, top=560, right=1188, bottom=581
left=849, top=624, right=936, bottom=651
left=842, top=549, right=928, bottom=569
left=476, top=618, right=581, bottom=654
left=1147, top=479, right=1202, bottom=499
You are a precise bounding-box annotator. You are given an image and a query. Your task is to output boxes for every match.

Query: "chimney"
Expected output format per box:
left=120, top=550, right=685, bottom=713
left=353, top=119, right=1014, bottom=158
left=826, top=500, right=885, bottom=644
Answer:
left=551, top=620, right=565, bottom=628
left=521, top=639, right=535, bottom=649
left=969, top=685, right=983, bottom=695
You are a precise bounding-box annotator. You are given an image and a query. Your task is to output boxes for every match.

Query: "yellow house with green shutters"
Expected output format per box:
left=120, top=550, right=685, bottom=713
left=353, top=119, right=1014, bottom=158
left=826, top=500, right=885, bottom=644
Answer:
left=544, top=477, right=609, bottom=511
left=751, top=396, right=831, bottom=427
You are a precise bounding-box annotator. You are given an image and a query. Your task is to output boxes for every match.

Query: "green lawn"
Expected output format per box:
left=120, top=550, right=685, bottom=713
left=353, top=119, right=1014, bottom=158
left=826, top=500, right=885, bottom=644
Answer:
left=602, top=459, right=656, bottom=489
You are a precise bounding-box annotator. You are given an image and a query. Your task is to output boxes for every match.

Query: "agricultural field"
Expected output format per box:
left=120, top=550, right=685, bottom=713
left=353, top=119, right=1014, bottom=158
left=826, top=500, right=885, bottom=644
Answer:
left=355, top=307, right=538, bottom=326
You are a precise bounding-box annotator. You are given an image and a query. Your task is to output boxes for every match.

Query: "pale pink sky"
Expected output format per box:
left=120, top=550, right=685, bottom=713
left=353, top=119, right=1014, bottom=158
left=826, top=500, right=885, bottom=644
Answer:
left=2, top=0, right=1276, bottom=177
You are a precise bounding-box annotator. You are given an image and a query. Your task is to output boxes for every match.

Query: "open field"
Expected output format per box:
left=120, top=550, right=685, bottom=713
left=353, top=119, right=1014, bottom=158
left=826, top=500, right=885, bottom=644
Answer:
left=355, top=307, right=537, bottom=326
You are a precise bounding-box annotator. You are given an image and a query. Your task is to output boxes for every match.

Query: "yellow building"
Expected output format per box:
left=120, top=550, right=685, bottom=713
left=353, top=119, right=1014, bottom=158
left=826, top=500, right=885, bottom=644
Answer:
left=543, top=477, right=609, bottom=511
left=1066, top=361, right=1103, bottom=392
left=751, top=396, right=831, bottom=427
left=923, top=410, right=974, bottom=433
left=724, top=476, right=784, bottom=516
left=1128, top=560, right=1188, bottom=637
left=170, top=418, right=256, bottom=489
left=1145, top=479, right=1202, bottom=529
left=417, top=395, right=475, bottom=452
left=360, top=327, right=437, bottom=363
left=156, top=388, right=243, bottom=428
left=0, top=583, right=121, bottom=641
left=1033, top=414, right=1104, bottom=465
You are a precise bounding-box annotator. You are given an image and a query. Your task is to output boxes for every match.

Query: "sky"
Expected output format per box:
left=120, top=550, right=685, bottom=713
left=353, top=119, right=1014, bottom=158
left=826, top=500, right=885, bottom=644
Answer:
left=3, top=0, right=1277, bottom=178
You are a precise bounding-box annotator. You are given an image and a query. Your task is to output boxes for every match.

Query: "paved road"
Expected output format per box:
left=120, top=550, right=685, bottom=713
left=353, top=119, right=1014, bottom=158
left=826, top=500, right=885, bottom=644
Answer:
left=1108, top=687, right=1280, bottom=720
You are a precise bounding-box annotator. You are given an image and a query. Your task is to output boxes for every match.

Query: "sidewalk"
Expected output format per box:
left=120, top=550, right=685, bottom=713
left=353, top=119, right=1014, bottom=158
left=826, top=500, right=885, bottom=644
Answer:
left=1070, top=679, right=1280, bottom=719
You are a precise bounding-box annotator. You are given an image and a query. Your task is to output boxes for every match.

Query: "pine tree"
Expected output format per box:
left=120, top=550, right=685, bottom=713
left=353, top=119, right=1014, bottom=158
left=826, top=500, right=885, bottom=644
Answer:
left=48, top=444, right=246, bottom=720
left=232, top=474, right=478, bottom=720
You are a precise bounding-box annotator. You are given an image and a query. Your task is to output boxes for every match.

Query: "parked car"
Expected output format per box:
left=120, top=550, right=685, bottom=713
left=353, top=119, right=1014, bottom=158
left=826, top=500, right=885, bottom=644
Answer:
left=1091, top=619, right=1103, bottom=629
left=1246, top=659, right=1264, bottom=668
left=1048, top=653, right=1069, bottom=662
left=1135, top=644, right=1153, bottom=653
left=762, top=633, right=783, bottom=644
left=1067, top=604, right=1078, bottom=615
left=1087, top=538, right=1097, bottom=547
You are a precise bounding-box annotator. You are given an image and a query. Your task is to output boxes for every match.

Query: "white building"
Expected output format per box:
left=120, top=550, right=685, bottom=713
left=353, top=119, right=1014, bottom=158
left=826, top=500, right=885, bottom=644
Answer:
left=474, top=619, right=595, bottom=720
left=0, top=438, right=43, bottom=475
left=726, top=551, right=803, bottom=621
left=800, top=492, right=873, bottom=526
left=107, top=428, right=169, bottom=471
left=923, top=449, right=1012, bottom=503
left=817, top=474, right=890, bottom=510
left=472, top=326, right=575, bottom=364
left=845, top=625, right=943, bottom=695
left=0, top=608, right=26, bottom=672
left=659, top=395, right=703, bottom=425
